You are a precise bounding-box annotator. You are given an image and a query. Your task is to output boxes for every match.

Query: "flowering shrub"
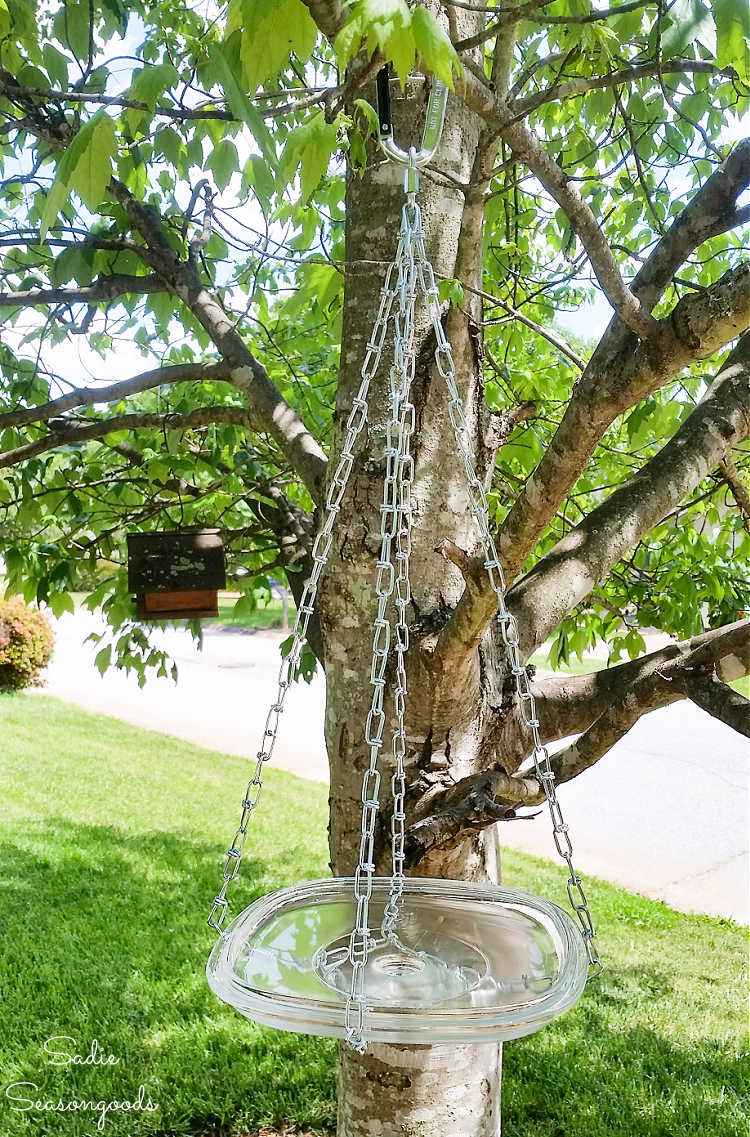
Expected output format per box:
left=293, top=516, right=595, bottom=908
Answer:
left=0, top=597, right=55, bottom=689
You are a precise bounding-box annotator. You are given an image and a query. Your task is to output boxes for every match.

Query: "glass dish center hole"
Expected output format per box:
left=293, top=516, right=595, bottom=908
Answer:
left=375, top=952, right=426, bottom=976
left=314, top=930, right=488, bottom=1009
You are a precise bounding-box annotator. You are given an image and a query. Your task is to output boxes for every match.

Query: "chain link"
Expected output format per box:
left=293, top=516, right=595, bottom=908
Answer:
left=385, top=195, right=420, bottom=936
left=345, top=161, right=422, bottom=1049
left=207, top=257, right=401, bottom=937
left=412, top=215, right=603, bottom=980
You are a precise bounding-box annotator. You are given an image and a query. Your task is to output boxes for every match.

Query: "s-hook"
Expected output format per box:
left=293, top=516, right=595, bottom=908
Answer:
left=375, top=66, right=448, bottom=168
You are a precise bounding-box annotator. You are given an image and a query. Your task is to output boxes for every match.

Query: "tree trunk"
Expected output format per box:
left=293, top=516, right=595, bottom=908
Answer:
left=338, top=1042, right=502, bottom=1137
left=318, top=72, right=505, bottom=1137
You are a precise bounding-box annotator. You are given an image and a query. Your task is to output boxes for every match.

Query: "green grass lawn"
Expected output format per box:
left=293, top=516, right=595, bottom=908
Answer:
left=212, top=596, right=296, bottom=630
left=732, top=674, right=750, bottom=698
left=0, top=694, right=747, bottom=1136
left=71, top=592, right=296, bottom=630
left=529, top=649, right=607, bottom=675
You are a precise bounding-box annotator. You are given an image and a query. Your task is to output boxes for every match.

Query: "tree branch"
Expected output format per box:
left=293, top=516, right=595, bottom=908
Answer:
left=0, top=362, right=232, bottom=430
left=4, top=79, right=331, bottom=505
left=448, top=0, right=648, bottom=31
left=300, top=0, right=347, bottom=37
left=494, top=115, right=659, bottom=338
left=404, top=766, right=544, bottom=865
left=509, top=332, right=750, bottom=656
left=485, top=400, right=537, bottom=448
left=480, top=0, right=655, bottom=28
left=532, top=633, right=750, bottom=782
left=489, top=141, right=750, bottom=582
left=452, top=62, right=750, bottom=340
left=404, top=670, right=669, bottom=867
left=531, top=617, right=750, bottom=741
left=429, top=401, right=538, bottom=668
left=512, top=60, right=728, bottom=117
left=406, top=618, right=750, bottom=861
left=434, top=273, right=750, bottom=668
left=0, top=80, right=337, bottom=123
left=102, top=178, right=328, bottom=503
left=623, top=139, right=750, bottom=312
left=433, top=538, right=499, bottom=658
left=0, top=273, right=166, bottom=309
left=496, top=257, right=750, bottom=579
left=671, top=667, right=750, bottom=736
left=718, top=455, right=750, bottom=533
left=472, top=282, right=586, bottom=369
left=409, top=667, right=671, bottom=862
left=453, top=70, right=663, bottom=338
left=0, top=406, right=252, bottom=468
left=248, top=483, right=323, bottom=662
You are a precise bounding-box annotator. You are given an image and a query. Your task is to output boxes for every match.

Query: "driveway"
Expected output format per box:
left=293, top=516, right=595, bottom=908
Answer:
left=31, top=611, right=749, bottom=923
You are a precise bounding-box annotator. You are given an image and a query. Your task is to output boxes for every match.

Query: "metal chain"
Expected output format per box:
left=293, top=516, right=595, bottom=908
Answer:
left=210, top=138, right=601, bottom=1063
left=207, top=255, right=401, bottom=936
left=411, top=214, right=602, bottom=978
left=381, top=327, right=416, bottom=939
left=345, top=162, right=421, bottom=1050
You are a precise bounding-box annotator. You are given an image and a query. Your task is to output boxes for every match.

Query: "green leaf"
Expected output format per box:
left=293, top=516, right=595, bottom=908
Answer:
left=282, top=111, right=339, bottom=202
left=411, top=6, right=460, bottom=86
left=63, top=0, right=91, bottom=60
left=42, top=42, right=70, bottom=87
left=41, top=110, right=117, bottom=236
left=334, top=0, right=415, bottom=83
left=280, top=634, right=317, bottom=682
left=384, top=19, right=415, bottom=84
left=232, top=593, right=256, bottom=618
left=334, top=13, right=365, bottom=69
left=207, top=41, right=276, bottom=168
left=366, top=0, right=415, bottom=83
left=207, top=138, right=239, bottom=190
left=155, top=125, right=184, bottom=166
left=205, top=231, right=229, bottom=259
left=230, top=0, right=317, bottom=91
left=49, top=591, right=74, bottom=618
left=40, top=178, right=70, bottom=241
left=349, top=126, right=367, bottom=173
left=128, top=61, right=179, bottom=111
left=288, top=262, right=342, bottom=314
left=354, top=97, right=379, bottom=136
left=712, top=0, right=750, bottom=80
left=662, top=0, right=716, bottom=54
left=244, top=153, right=275, bottom=208
left=51, top=245, right=94, bottom=285
left=437, top=278, right=464, bottom=307
left=69, top=113, right=117, bottom=210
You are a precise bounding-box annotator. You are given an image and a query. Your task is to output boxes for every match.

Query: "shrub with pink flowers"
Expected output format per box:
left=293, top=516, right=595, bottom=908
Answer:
left=0, top=597, right=55, bottom=689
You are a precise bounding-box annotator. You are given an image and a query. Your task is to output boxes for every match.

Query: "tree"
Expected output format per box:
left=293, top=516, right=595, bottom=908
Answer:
left=2, top=0, right=750, bottom=1133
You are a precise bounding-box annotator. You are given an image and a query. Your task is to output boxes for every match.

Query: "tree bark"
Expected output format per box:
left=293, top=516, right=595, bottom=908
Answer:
left=338, top=1042, right=502, bottom=1137
left=318, top=66, right=507, bottom=1136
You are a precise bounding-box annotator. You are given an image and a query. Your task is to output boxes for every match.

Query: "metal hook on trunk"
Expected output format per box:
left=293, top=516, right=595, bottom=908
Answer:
left=375, top=66, right=448, bottom=167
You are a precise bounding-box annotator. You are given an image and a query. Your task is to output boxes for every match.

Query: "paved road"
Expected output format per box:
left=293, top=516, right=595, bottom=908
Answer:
left=38, top=611, right=329, bottom=780
left=29, top=612, right=749, bottom=923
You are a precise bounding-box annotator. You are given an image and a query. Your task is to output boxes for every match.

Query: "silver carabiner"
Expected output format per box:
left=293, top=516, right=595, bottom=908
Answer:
left=375, top=67, right=448, bottom=168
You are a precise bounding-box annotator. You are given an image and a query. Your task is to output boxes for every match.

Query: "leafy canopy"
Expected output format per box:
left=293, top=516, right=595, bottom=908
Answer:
left=0, top=0, right=748, bottom=676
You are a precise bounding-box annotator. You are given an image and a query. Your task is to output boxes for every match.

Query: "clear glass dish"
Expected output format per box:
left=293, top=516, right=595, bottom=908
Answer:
left=207, top=877, right=588, bottom=1044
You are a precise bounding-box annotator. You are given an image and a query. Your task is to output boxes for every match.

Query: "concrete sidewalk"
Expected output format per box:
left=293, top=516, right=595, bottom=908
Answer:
left=30, top=611, right=750, bottom=923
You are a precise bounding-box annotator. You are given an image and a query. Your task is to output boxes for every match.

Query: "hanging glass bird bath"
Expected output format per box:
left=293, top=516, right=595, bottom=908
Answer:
left=206, top=69, right=601, bottom=1052
left=207, top=877, right=587, bottom=1044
